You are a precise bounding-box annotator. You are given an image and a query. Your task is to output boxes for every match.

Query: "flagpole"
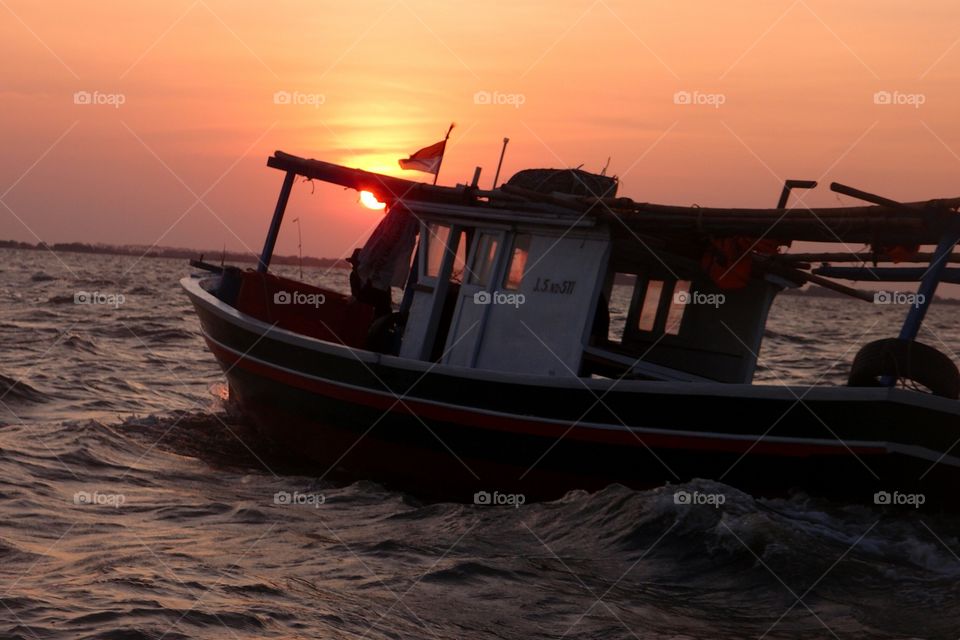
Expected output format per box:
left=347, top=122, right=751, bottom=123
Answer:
left=432, top=122, right=455, bottom=186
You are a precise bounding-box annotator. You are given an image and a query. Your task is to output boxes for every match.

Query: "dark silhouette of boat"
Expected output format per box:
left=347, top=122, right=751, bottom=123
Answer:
left=182, top=150, right=960, bottom=509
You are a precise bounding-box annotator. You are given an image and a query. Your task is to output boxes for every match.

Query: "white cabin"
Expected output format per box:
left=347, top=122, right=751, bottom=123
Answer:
left=391, top=200, right=784, bottom=384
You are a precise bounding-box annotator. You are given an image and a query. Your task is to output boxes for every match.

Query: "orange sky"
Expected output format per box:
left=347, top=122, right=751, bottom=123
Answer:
left=2, top=0, right=960, bottom=261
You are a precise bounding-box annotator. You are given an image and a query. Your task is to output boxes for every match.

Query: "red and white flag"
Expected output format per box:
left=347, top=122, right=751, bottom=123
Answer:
left=398, top=139, right=447, bottom=174
left=398, top=123, right=455, bottom=176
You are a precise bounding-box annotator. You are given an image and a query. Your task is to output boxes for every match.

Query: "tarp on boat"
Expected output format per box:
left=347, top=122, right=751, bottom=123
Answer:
left=356, top=204, right=418, bottom=290
left=506, top=168, right=618, bottom=198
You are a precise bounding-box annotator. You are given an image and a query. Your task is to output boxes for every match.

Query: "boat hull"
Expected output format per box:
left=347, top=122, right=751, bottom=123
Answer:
left=183, top=276, right=960, bottom=509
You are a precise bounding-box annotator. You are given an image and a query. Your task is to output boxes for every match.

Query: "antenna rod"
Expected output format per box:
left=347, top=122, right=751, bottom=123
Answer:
left=492, top=137, right=509, bottom=189
left=292, top=217, right=303, bottom=280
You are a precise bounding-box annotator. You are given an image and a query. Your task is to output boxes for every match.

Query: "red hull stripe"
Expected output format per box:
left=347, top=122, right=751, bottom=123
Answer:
left=206, top=337, right=886, bottom=458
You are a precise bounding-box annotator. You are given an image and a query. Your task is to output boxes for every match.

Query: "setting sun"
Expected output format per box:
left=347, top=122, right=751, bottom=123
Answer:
left=359, top=189, right=386, bottom=210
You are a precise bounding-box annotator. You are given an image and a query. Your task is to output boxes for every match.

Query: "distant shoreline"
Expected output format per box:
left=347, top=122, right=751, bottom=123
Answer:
left=0, top=240, right=349, bottom=269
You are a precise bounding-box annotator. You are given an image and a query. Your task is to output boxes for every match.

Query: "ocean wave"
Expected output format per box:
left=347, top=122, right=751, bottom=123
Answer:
left=0, top=372, right=49, bottom=404
left=501, top=482, right=960, bottom=585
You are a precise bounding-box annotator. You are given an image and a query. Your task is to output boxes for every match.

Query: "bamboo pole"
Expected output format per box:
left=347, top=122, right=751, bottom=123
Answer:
left=754, top=256, right=877, bottom=302
left=777, top=252, right=960, bottom=264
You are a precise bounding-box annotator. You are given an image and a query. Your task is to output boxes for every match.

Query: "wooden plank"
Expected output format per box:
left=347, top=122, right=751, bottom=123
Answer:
left=267, top=151, right=467, bottom=204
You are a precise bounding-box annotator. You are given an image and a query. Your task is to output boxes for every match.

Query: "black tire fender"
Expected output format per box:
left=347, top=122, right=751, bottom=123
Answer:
left=847, top=338, right=960, bottom=399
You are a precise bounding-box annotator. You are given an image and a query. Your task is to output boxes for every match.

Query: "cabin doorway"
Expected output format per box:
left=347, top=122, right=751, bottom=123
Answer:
left=442, top=229, right=507, bottom=368
left=399, top=222, right=468, bottom=361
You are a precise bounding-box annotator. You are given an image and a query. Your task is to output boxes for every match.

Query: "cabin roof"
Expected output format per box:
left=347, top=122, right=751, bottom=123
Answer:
left=267, top=150, right=960, bottom=246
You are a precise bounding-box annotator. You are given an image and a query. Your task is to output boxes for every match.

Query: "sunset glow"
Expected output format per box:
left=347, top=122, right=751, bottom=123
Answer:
left=2, top=1, right=960, bottom=264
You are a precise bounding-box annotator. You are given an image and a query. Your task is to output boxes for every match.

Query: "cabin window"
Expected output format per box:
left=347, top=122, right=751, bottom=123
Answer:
left=637, top=280, right=663, bottom=332
left=503, top=233, right=531, bottom=291
left=665, top=280, right=690, bottom=335
left=606, top=273, right=636, bottom=343
left=425, top=223, right=451, bottom=278
left=450, top=230, right=468, bottom=284
left=468, top=232, right=499, bottom=287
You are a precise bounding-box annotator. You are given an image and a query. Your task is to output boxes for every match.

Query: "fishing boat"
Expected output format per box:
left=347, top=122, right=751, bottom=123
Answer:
left=182, top=150, right=960, bottom=509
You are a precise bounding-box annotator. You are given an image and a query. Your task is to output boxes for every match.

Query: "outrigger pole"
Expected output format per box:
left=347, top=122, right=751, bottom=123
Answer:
left=828, top=181, right=960, bottom=341
left=779, top=251, right=960, bottom=264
